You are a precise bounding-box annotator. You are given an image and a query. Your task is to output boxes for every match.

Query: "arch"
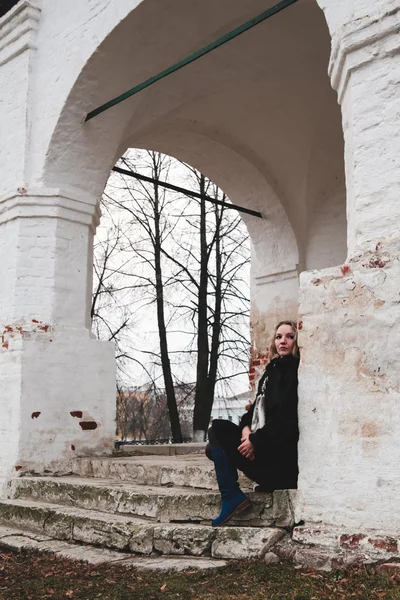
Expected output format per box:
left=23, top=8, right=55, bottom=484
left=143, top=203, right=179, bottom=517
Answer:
left=37, top=0, right=343, bottom=265
left=34, top=0, right=345, bottom=352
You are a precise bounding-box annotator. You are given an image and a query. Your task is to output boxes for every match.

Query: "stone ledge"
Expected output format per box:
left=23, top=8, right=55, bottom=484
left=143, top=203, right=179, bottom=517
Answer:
left=117, top=443, right=207, bottom=456
left=293, top=525, right=400, bottom=558
left=277, top=524, right=400, bottom=571
left=0, top=1, right=41, bottom=68
left=11, top=476, right=280, bottom=525
left=0, top=187, right=100, bottom=229
left=71, top=454, right=251, bottom=490
left=0, top=524, right=227, bottom=570
left=0, top=499, right=286, bottom=560
left=329, top=5, right=400, bottom=101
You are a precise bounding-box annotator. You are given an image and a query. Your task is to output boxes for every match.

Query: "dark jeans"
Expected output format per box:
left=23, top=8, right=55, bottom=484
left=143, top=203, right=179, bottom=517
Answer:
left=207, top=419, right=273, bottom=489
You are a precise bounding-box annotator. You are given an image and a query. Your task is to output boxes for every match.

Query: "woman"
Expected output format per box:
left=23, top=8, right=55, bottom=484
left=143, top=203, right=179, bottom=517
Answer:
left=206, top=321, right=300, bottom=527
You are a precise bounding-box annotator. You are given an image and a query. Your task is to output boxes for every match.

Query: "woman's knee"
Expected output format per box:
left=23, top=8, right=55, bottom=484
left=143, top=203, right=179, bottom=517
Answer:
left=205, top=442, right=214, bottom=461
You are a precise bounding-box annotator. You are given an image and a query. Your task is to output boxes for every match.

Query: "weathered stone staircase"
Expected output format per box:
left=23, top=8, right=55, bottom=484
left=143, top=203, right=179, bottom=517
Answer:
left=0, top=447, right=293, bottom=565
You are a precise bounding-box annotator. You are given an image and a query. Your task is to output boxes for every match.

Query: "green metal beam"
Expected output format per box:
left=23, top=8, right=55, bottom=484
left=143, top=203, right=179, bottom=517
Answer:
left=112, top=166, right=263, bottom=218
left=85, top=0, right=299, bottom=122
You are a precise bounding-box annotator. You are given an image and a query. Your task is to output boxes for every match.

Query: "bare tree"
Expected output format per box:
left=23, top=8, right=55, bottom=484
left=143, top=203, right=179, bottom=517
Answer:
left=93, top=149, right=250, bottom=442
left=164, top=167, right=250, bottom=440
left=104, top=152, right=183, bottom=442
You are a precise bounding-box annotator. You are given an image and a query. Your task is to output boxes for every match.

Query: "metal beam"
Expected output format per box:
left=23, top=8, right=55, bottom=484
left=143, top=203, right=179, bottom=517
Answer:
left=85, top=0, right=299, bottom=122
left=112, top=166, right=263, bottom=218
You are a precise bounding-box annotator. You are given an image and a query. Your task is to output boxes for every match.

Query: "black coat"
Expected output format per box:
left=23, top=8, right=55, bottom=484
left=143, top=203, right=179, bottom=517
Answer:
left=239, top=354, right=300, bottom=489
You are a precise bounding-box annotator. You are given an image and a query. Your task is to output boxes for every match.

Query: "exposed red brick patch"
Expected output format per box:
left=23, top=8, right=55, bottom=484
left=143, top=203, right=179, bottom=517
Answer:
left=4, top=326, right=13, bottom=332
left=249, top=349, right=270, bottom=388
left=365, top=257, right=388, bottom=269
left=71, top=444, right=75, bottom=451
left=79, top=421, right=97, bottom=430
left=70, top=411, right=83, bottom=419
left=31, top=412, right=41, bottom=419
left=340, top=534, right=365, bottom=549
left=39, top=324, right=50, bottom=332
left=2, top=342, right=8, bottom=350
left=298, top=320, right=303, bottom=330
left=341, top=265, right=351, bottom=276
left=376, top=242, right=382, bottom=252
left=368, top=538, right=398, bottom=553
left=15, top=466, right=22, bottom=471
left=32, top=319, right=39, bottom=323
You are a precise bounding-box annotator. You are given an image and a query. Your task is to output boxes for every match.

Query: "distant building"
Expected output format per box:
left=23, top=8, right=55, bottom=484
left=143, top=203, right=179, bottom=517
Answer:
left=211, top=391, right=250, bottom=425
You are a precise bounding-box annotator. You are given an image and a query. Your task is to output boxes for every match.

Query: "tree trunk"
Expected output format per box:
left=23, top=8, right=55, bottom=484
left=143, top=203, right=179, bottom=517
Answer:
left=153, top=158, right=183, bottom=443
left=205, top=204, right=223, bottom=425
left=193, top=175, right=211, bottom=440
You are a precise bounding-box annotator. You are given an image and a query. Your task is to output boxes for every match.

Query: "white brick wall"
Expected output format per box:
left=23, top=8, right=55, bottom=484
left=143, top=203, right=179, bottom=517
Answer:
left=2, top=0, right=400, bottom=535
left=306, top=186, right=347, bottom=271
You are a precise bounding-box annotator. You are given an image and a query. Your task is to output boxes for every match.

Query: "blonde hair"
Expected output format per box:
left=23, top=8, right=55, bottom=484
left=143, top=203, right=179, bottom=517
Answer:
left=269, top=320, right=299, bottom=360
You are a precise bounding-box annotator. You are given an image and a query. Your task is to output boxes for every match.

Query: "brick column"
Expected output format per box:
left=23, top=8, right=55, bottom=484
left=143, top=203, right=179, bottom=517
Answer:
left=0, top=2, right=116, bottom=490
left=297, top=6, right=400, bottom=533
left=0, top=188, right=116, bottom=487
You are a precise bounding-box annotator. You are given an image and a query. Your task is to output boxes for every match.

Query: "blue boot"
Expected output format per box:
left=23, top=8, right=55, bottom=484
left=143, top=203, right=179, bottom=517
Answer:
left=211, top=447, right=251, bottom=527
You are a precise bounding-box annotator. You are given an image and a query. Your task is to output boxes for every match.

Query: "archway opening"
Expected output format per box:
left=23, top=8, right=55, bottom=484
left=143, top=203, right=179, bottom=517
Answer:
left=40, top=0, right=347, bottom=447
left=94, top=148, right=252, bottom=442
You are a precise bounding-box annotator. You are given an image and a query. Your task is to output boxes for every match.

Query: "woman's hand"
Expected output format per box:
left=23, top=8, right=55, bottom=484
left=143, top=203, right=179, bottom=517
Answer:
left=241, top=426, right=252, bottom=440
left=238, top=437, right=255, bottom=460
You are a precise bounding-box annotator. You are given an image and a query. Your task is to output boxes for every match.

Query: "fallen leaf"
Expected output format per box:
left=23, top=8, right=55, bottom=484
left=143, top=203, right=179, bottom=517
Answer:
left=160, top=583, right=168, bottom=591
left=65, top=590, right=74, bottom=598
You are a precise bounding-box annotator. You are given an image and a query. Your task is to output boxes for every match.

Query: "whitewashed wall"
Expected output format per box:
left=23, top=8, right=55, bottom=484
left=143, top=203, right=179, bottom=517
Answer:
left=1, top=0, right=400, bottom=537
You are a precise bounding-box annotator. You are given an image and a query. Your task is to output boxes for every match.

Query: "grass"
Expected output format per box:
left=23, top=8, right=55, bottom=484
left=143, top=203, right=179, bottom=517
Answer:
left=0, top=549, right=399, bottom=600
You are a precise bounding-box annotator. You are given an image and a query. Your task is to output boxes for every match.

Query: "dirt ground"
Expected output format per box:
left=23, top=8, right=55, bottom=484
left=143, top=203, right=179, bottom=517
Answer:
left=0, top=549, right=399, bottom=600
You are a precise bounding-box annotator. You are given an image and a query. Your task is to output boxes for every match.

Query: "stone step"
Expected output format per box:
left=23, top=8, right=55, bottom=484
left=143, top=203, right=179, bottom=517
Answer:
left=71, top=454, right=222, bottom=490
left=11, top=476, right=291, bottom=526
left=0, top=524, right=227, bottom=570
left=116, top=443, right=207, bottom=456
left=0, top=499, right=285, bottom=560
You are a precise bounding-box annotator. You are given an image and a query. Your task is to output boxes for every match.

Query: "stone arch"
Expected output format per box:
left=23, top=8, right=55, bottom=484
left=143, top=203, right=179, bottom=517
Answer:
left=38, top=0, right=342, bottom=204
left=36, top=0, right=345, bottom=355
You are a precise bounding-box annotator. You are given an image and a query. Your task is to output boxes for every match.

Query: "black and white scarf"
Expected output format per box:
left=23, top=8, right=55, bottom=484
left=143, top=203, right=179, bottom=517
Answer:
left=251, top=373, right=267, bottom=432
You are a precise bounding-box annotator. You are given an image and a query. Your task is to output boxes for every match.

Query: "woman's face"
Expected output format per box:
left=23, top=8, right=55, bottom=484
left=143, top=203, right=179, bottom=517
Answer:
left=275, top=324, right=296, bottom=357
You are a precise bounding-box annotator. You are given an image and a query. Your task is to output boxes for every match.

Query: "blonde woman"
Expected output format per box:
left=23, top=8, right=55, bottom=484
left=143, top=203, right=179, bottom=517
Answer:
left=206, top=321, right=300, bottom=527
